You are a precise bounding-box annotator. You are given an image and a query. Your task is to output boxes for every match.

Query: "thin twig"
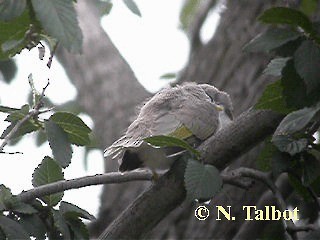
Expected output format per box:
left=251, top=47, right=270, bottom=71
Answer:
left=0, top=80, right=50, bottom=152
left=18, top=170, right=153, bottom=202
left=228, top=167, right=298, bottom=240
left=16, top=168, right=253, bottom=203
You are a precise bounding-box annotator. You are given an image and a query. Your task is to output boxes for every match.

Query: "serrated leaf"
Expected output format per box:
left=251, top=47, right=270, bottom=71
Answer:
left=274, top=105, right=320, bottom=136
left=45, top=120, right=73, bottom=168
left=0, top=215, right=29, bottom=239
left=52, top=209, right=71, bottom=240
left=32, top=156, right=64, bottom=206
left=263, top=57, right=291, bottom=77
left=243, top=28, right=300, bottom=53
left=255, top=80, right=292, bottom=114
left=31, top=0, right=83, bottom=53
left=294, top=40, right=320, bottom=93
left=122, top=0, right=141, bottom=17
left=184, top=159, right=222, bottom=201
left=272, top=135, right=308, bottom=156
left=50, top=112, right=91, bottom=146
left=258, top=7, right=313, bottom=34
left=19, top=214, right=46, bottom=240
left=0, top=0, right=26, bottom=21
left=66, top=218, right=89, bottom=240
left=60, top=201, right=95, bottom=221
left=144, top=135, right=200, bottom=158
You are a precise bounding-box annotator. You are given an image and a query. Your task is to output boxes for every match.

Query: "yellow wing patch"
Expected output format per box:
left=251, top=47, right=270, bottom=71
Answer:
left=169, top=125, right=193, bottom=139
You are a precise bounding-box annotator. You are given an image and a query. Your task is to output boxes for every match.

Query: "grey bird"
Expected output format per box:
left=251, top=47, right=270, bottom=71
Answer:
left=104, top=82, right=233, bottom=173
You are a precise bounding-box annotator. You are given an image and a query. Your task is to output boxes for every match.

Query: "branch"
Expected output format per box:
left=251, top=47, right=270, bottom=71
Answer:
left=98, top=109, right=284, bottom=239
left=16, top=168, right=248, bottom=203
left=0, top=80, right=49, bottom=152
left=18, top=171, right=153, bottom=202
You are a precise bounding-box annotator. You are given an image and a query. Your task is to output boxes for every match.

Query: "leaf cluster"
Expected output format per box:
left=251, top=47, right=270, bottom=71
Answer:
left=245, top=5, right=320, bottom=217
left=0, top=84, right=93, bottom=239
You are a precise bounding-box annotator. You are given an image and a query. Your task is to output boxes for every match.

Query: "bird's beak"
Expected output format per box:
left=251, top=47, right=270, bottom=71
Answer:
left=215, top=105, right=224, bottom=111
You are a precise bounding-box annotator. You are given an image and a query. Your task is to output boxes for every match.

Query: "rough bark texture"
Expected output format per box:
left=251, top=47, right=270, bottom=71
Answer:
left=56, top=0, right=284, bottom=239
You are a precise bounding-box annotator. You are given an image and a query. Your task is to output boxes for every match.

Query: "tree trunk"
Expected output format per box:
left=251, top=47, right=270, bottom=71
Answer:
left=57, top=0, right=283, bottom=238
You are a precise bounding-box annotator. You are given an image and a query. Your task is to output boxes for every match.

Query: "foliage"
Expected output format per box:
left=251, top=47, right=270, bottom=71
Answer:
left=245, top=4, right=320, bottom=226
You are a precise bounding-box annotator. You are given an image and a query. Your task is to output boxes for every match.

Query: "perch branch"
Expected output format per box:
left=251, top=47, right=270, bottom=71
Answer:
left=98, top=109, right=284, bottom=239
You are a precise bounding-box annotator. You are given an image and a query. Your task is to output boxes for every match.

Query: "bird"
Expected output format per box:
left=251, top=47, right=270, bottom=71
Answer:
left=104, top=82, right=233, bottom=174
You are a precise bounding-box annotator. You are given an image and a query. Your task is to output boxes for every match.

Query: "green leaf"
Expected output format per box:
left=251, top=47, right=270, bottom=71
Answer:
left=1, top=121, right=39, bottom=140
left=31, top=0, right=83, bottom=53
left=60, top=201, right=95, bottom=221
left=32, top=156, right=64, bottom=206
left=122, top=0, right=141, bottom=17
left=19, top=214, right=46, bottom=240
left=0, top=59, right=17, bottom=83
left=258, top=7, right=313, bottom=34
left=274, top=105, right=320, bottom=136
left=66, top=218, right=89, bottom=240
left=0, top=215, right=29, bottom=240
left=0, top=0, right=26, bottom=21
left=35, top=130, right=47, bottom=146
left=52, top=209, right=71, bottom=240
left=160, top=72, right=177, bottom=80
left=184, top=159, right=222, bottom=201
left=263, top=57, right=291, bottom=77
left=45, top=120, right=73, bottom=168
left=0, top=10, right=32, bottom=59
left=294, top=40, right=320, bottom=93
left=4, top=104, right=29, bottom=122
left=10, top=197, right=37, bottom=214
left=0, top=105, right=19, bottom=113
left=255, top=80, right=292, bottom=114
left=50, top=112, right=91, bottom=146
left=144, top=135, right=200, bottom=158
left=101, top=0, right=113, bottom=16
left=272, top=135, right=308, bottom=156
left=243, top=28, right=300, bottom=53
left=281, top=60, right=311, bottom=109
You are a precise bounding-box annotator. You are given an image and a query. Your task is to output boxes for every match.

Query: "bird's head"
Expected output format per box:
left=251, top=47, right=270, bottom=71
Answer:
left=199, top=84, right=234, bottom=120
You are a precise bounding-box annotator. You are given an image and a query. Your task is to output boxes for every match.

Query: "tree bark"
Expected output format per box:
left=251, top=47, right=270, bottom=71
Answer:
left=56, top=0, right=284, bottom=238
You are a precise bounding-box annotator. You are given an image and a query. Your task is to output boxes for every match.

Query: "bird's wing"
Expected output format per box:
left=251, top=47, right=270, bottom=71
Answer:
left=174, top=98, right=220, bottom=140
